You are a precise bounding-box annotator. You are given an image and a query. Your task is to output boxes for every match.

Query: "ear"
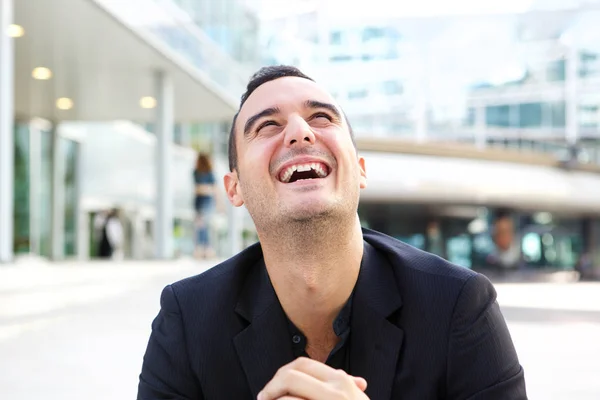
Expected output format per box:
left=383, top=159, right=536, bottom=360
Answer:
left=358, top=156, right=367, bottom=189
left=224, top=171, right=244, bottom=207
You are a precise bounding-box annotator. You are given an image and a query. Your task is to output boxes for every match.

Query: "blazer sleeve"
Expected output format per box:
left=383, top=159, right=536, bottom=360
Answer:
left=137, top=285, right=203, bottom=400
left=446, top=273, right=527, bottom=400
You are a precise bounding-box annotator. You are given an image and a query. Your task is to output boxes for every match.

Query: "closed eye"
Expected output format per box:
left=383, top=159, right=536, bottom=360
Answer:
left=310, top=112, right=333, bottom=121
left=256, top=120, right=279, bottom=132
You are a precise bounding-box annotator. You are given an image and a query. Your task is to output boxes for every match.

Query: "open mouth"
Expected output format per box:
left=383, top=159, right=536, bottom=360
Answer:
left=278, top=162, right=331, bottom=183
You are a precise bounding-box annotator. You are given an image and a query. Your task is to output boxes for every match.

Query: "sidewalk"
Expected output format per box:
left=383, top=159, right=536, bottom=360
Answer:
left=3, top=257, right=600, bottom=312
left=0, top=257, right=218, bottom=342
left=0, top=256, right=218, bottom=292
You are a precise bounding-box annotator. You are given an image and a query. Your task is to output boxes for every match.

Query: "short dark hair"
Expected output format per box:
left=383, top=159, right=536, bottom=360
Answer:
left=228, top=65, right=354, bottom=172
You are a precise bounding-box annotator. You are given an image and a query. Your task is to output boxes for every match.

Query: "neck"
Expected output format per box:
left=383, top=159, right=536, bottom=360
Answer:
left=258, top=214, right=364, bottom=345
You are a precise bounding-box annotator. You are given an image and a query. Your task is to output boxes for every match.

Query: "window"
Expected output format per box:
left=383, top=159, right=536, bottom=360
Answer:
left=446, top=235, right=472, bottom=268
left=546, top=60, right=565, bottom=82
left=348, top=89, right=368, bottom=99
left=329, top=55, right=353, bottom=62
left=579, top=104, right=599, bottom=128
left=485, top=105, right=511, bottom=127
left=382, top=80, right=403, bottom=96
left=362, top=27, right=386, bottom=42
left=551, top=102, right=566, bottom=128
left=519, top=103, right=543, bottom=128
left=522, top=232, right=542, bottom=263
left=580, top=51, right=599, bottom=78
left=329, top=30, right=343, bottom=45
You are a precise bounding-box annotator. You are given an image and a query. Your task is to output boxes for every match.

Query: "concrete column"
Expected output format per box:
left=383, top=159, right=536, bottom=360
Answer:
left=77, top=209, right=89, bottom=261
left=0, top=0, right=14, bottom=263
left=74, top=141, right=85, bottom=260
left=415, top=95, right=428, bottom=143
left=565, top=43, right=580, bottom=146
left=50, top=124, right=65, bottom=260
left=415, top=43, right=430, bottom=143
left=475, top=105, right=487, bottom=149
left=130, top=210, right=145, bottom=260
left=29, top=122, right=42, bottom=255
left=154, top=71, right=174, bottom=259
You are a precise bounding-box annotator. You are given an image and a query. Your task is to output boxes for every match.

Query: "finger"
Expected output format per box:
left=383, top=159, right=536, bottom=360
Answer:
left=286, top=357, right=346, bottom=382
left=288, top=358, right=368, bottom=392
left=352, top=376, right=368, bottom=392
left=258, top=369, right=339, bottom=400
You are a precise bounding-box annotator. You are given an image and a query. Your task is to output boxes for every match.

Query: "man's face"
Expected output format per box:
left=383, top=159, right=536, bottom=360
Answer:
left=493, top=218, right=514, bottom=252
left=224, top=77, right=367, bottom=228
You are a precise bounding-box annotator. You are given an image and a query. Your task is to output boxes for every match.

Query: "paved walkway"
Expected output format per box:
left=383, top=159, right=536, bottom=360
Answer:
left=0, top=257, right=216, bottom=342
left=0, top=259, right=599, bottom=399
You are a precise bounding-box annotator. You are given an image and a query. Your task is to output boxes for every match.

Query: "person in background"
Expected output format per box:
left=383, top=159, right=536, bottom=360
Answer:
left=95, top=208, right=124, bottom=260
left=488, top=212, right=522, bottom=270
left=193, top=153, right=216, bottom=259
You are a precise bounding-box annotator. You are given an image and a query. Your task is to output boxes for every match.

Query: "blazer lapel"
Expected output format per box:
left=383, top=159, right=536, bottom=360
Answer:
left=351, top=242, right=404, bottom=400
left=233, top=260, right=295, bottom=397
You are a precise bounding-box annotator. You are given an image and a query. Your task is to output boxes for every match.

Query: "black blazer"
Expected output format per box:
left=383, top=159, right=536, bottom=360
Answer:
left=138, top=228, right=527, bottom=399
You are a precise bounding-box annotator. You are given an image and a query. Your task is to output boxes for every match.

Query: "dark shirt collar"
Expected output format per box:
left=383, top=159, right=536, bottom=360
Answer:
left=286, top=290, right=354, bottom=342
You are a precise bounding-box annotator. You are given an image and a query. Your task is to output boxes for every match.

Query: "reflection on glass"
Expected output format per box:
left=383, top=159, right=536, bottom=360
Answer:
left=13, top=124, right=30, bottom=254
left=62, top=139, right=78, bottom=257
left=39, top=130, right=52, bottom=258
left=522, top=232, right=542, bottom=263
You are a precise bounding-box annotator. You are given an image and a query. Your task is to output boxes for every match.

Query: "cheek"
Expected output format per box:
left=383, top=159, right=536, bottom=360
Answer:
left=324, top=135, right=355, bottom=165
left=240, top=140, right=278, bottom=176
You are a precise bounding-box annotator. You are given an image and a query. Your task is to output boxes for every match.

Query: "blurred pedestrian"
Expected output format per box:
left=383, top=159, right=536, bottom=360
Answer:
left=193, top=153, right=216, bottom=259
left=488, top=213, right=523, bottom=271
left=96, top=208, right=124, bottom=260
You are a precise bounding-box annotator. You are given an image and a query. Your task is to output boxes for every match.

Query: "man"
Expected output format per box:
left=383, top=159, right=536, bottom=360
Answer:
left=137, top=66, right=527, bottom=399
left=488, top=212, right=522, bottom=270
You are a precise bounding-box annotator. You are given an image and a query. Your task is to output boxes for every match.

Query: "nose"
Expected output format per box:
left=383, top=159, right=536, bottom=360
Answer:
left=284, top=115, right=316, bottom=148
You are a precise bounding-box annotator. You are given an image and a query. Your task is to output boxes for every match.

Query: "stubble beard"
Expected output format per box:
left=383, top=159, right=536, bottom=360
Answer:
left=240, top=179, right=360, bottom=255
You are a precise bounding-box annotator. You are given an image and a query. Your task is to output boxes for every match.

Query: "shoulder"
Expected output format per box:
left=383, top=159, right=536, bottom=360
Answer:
left=363, top=228, right=481, bottom=291
left=167, top=242, right=263, bottom=310
left=363, top=227, right=498, bottom=330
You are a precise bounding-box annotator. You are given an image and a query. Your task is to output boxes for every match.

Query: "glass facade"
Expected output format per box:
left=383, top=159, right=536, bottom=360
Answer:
left=358, top=202, right=590, bottom=272
left=12, top=122, right=53, bottom=257
left=61, top=138, right=78, bottom=257
left=13, top=124, right=30, bottom=254
left=173, top=0, right=261, bottom=66
left=261, top=6, right=600, bottom=165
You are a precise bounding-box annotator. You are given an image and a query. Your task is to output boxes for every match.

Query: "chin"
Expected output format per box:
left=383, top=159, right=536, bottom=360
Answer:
left=284, top=203, right=339, bottom=223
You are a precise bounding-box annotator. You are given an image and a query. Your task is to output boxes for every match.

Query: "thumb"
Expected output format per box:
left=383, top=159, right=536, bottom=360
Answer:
left=352, top=376, right=368, bottom=391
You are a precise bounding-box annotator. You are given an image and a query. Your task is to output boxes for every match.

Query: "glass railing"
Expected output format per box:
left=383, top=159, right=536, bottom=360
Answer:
left=92, top=0, right=250, bottom=103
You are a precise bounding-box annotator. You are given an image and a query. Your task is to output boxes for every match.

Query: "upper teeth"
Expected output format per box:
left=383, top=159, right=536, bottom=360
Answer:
left=280, top=163, right=328, bottom=183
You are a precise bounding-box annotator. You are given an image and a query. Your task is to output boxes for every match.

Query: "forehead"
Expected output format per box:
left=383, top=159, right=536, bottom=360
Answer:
left=238, top=77, right=338, bottom=123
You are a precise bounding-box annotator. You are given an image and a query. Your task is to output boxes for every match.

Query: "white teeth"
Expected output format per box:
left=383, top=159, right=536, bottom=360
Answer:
left=279, top=162, right=329, bottom=183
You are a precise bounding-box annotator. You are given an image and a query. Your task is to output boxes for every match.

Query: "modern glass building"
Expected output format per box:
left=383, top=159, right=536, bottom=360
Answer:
left=258, top=1, right=600, bottom=274
left=261, top=1, right=600, bottom=163
left=0, top=0, right=260, bottom=263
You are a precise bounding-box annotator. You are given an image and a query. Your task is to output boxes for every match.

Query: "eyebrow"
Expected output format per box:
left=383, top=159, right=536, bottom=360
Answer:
left=242, top=100, right=342, bottom=138
left=303, top=100, right=342, bottom=121
left=243, top=107, right=280, bottom=137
